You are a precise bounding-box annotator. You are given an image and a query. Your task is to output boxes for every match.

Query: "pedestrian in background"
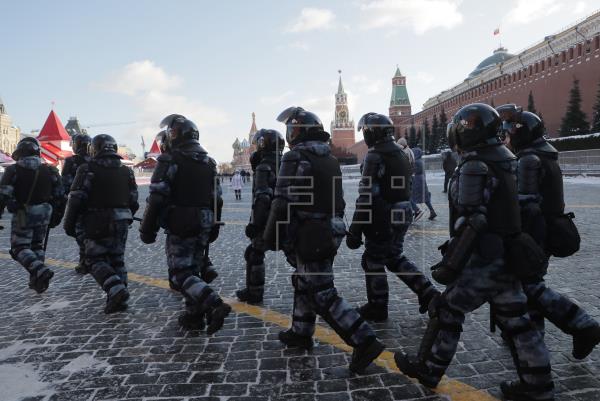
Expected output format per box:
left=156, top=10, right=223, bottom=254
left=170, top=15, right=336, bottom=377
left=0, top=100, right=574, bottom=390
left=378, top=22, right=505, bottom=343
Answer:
left=411, top=147, right=437, bottom=220
left=397, top=137, right=422, bottom=219
left=441, top=149, right=458, bottom=193
left=231, top=170, right=243, bottom=200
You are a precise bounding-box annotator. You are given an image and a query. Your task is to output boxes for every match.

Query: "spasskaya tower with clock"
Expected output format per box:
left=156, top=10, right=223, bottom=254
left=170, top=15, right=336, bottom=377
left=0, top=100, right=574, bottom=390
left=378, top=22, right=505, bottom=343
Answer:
left=330, top=71, right=355, bottom=149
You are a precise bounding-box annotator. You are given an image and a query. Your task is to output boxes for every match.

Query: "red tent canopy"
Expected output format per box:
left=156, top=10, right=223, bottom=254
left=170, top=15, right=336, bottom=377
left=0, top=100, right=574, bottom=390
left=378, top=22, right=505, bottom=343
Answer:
left=37, top=110, right=71, bottom=142
left=148, top=139, right=161, bottom=155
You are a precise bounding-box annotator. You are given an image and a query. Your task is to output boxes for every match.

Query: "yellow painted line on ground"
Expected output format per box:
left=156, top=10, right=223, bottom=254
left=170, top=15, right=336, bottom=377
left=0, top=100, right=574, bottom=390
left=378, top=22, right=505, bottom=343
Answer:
left=0, top=251, right=498, bottom=401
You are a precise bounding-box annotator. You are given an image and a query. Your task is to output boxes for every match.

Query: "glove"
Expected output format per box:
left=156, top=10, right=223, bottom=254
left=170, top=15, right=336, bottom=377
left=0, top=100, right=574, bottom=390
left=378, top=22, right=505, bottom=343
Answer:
left=140, top=230, right=157, bottom=244
left=49, top=211, right=62, bottom=229
left=64, top=221, right=76, bottom=237
left=245, top=223, right=259, bottom=239
left=209, top=225, right=220, bottom=243
left=346, top=233, right=362, bottom=250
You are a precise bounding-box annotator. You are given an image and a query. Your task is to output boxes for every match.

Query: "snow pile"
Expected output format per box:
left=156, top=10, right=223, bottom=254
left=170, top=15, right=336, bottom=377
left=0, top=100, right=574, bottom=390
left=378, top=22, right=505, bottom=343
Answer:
left=549, top=132, right=600, bottom=142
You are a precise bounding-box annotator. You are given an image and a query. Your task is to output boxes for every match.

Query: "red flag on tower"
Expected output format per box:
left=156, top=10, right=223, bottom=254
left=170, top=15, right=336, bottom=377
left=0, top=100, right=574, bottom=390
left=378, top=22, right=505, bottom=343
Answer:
left=493, top=27, right=500, bottom=36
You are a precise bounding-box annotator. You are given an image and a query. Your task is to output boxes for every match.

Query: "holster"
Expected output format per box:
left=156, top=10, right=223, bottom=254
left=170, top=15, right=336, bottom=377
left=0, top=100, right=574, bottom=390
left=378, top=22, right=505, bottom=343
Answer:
left=545, top=212, right=580, bottom=257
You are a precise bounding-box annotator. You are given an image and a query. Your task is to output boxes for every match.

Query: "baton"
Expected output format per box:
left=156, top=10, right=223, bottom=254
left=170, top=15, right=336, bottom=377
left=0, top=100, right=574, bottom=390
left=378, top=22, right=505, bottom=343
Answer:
left=43, top=225, right=51, bottom=252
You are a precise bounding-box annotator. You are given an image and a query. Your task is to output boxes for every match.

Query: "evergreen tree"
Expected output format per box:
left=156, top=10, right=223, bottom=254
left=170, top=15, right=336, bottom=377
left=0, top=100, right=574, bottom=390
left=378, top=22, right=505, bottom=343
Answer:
left=431, top=114, right=440, bottom=153
left=438, top=108, right=449, bottom=149
left=592, top=78, right=600, bottom=134
left=527, top=90, right=538, bottom=114
left=409, top=124, right=417, bottom=148
left=416, top=128, right=423, bottom=149
left=422, top=119, right=431, bottom=153
left=559, top=77, right=589, bottom=136
left=404, top=128, right=409, bottom=139
left=490, top=98, right=495, bottom=108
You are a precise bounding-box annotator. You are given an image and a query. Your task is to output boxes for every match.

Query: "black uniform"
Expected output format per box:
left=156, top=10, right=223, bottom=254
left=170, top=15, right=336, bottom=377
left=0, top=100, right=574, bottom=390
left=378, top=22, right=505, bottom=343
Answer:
left=349, top=138, right=439, bottom=321
left=61, top=153, right=90, bottom=272
left=517, top=138, right=600, bottom=359
left=237, top=151, right=278, bottom=302
left=0, top=155, right=64, bottom=293
left=140, top=138, right=231, bottom=333
left=396, top=104, right=554, bottom=401
left=442, top=150, right=458, bottom=193
left=64, top=150, right=138, bottom=313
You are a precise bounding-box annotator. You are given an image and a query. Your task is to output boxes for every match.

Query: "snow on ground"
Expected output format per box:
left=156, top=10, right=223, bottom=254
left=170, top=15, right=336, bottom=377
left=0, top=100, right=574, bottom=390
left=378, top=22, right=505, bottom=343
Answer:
left=0, top=364, right=52, bottom=401
left=563, top=175, right=600, bottom=185
left=59, top=354, right=109, bottom=373
left=0, top=342, right=52, bottom=401
left=25, top=300, right=72, bottom=313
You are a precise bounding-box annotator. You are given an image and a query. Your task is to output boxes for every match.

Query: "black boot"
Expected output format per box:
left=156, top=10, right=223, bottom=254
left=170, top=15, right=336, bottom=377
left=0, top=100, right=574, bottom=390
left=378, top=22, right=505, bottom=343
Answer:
left=500, top=380, right=555, bottom=401
left=349, top=338, right=385, bottom=373
left=201, top=266, right=218, bottom=284
left=278, top=329, right=314, bottom=349
left=30, top=268, right=54, bottom=294
left=356, top=303, right=388, bottom=322
left=418, top=289, right=441, bottom=314
left=394, top=352, right=440, bottom=388
left=236, top=288, right=263, bottom=304
left=178, top=312, right=206, bottom=330
left=105, top=287, right=129, bottom=314
left=206, top=303, right=232, bottom=335
left=75, top=255, right=88, bottom=274
left=428, top=211, right=437, bottom=220
left=572, top=325, right=600, bottom=360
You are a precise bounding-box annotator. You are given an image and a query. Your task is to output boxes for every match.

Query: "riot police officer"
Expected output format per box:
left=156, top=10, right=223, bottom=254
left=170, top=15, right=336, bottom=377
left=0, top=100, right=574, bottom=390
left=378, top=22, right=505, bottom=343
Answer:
left=395, top=104, right=555, bottom=401
left=346, top=112, right=440, bottom=322
left=263, top=106, right=384, bottom=373
left=64, top=134, right=138, bottom=313
left=497, top=104, right=600, bottom=360
left=236, top=128, right=283, bottom=303
left=0, top=137, right=64, bottom=293
left=62, top=133, right=92, bottom=274
left=139, top=115, right=231, bottom=334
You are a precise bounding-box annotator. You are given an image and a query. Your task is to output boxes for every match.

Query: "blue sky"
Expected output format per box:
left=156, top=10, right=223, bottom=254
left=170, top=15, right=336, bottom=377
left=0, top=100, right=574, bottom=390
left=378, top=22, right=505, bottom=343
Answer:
left=1, top=0, right=597, bottom=162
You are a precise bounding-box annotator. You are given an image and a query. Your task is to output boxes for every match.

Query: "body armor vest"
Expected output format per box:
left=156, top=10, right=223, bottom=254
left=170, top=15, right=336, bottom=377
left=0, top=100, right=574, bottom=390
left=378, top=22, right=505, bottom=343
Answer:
left=14, top=165, right=52, bottom=205
left=537, top=153, right=564, bottom=217
left=485, top=160, right=521, bottom=236
left=252, top=153, right=278, bottom=196
left=171, top=151, right=214, bottom=207
left=379, top=151, right=411, bottom=203
left=87, top=162, right=131, bottom=208
left=295, top=150, right=344, bottom=215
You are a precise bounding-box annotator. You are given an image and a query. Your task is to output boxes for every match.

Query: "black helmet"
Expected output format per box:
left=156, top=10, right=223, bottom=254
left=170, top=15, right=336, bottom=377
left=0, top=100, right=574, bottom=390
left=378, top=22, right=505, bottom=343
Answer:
left=496, top=104, right=545, bottom=152
left=155, top=130, right=170, bottom=153
left=159, top=114, right=199, bottom=148
left=448, top=103, right=501, bottom=151
left=253, top=128, right=285, bottom=153
left=276, top=106, right=328, bottom=146
left=358, top=112, right=395, bottom=147
left=13, top=137, right=41, bottom=160
left=71, top=134, right=92, bottom=156
left=89, top=134, right=119, bottom=158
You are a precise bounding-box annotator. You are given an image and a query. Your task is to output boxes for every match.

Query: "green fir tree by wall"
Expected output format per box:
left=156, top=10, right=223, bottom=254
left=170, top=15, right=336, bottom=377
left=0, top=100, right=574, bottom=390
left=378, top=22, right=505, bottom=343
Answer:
left=559, top=77, right=589, bottom=137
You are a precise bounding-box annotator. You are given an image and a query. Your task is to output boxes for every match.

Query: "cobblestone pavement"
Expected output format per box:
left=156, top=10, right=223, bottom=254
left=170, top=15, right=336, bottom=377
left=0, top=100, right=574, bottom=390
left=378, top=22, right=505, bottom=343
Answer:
left=0, top=173, right=599, bottom=401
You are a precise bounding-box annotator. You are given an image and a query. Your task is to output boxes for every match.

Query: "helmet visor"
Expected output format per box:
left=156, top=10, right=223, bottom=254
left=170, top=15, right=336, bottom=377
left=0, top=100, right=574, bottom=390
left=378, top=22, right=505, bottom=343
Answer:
left=276, top=107, right=301, bottom=124
left=159, top=114, right=186, bottom=129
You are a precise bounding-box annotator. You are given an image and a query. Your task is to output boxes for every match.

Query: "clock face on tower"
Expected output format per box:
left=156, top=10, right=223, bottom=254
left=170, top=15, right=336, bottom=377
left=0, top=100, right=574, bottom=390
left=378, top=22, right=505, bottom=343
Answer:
left=339, top=110, right=346, bottom=119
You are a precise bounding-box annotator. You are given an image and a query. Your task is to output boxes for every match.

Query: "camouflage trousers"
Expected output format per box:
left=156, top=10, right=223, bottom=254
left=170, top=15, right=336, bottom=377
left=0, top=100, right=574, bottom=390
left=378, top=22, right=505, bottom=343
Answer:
left=363, top=202, right=437, bottom=310
left=523, top=277, right=599, bottom=336
left=85, top=219, right=129, bottom=299
left=9, top=204, right=53, bottom=283
left=422, top=254, right=554, bottom=399
left=75, top=218, right=87, bottom=268
left=166, top=231, right=222, bottom=316
left=243, top=237, right=266, bottom=298
left=284, top=247, right=376, bottom=347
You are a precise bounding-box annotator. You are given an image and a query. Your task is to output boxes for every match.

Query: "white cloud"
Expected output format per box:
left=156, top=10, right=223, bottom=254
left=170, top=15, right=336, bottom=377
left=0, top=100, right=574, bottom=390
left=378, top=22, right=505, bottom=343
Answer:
left=99, top=60, right=182, bottom=96
left=290, top=41, right=311, bottom=51
left=286, top=8, right=335, bottom=33
left=504, top=0, right=563, bottom=25
left=359, top=0, right=464, bottom=35
left=351, top=75, right=383, bottom=95
left=97, top=60, right=229, bottom=160
left=260, top=90, right=296, bottom=105
left=415, top=71, right=435, bottom=84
